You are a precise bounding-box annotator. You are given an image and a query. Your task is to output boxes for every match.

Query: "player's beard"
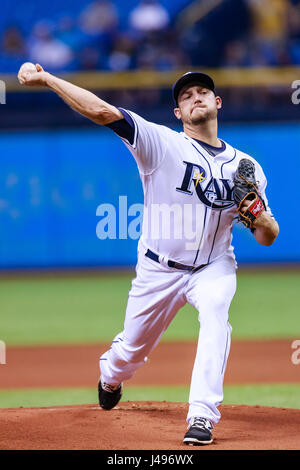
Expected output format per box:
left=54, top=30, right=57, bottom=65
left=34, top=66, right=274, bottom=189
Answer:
left=190, top=107, right=217, bottom=125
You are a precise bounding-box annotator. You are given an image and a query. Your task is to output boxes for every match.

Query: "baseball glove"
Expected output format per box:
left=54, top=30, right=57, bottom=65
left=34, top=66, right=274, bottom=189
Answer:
left=233, top=158, right=266, bottom=228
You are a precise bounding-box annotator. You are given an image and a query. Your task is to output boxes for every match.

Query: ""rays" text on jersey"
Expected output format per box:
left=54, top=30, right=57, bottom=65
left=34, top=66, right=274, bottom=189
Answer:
left=176, top=161, right=235, bottom=210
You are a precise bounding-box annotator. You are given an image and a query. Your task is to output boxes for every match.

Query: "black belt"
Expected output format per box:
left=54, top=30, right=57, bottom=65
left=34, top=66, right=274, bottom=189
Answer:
left=145, top=249, right=207, bottom=273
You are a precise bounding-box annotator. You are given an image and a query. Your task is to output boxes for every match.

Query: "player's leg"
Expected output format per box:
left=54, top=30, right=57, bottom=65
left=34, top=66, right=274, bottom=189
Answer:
left=99, top=250, right=187, bottom=388
left=184, top=253, right=237, bottom=427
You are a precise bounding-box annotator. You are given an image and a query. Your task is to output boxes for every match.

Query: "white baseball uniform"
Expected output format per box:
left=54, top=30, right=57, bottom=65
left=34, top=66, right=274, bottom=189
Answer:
left=100, top=109, right=273, bottom=424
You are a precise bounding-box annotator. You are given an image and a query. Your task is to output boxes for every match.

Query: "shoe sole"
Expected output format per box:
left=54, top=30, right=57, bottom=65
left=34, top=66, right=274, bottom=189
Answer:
left=183, top=437, right=213, bottom=445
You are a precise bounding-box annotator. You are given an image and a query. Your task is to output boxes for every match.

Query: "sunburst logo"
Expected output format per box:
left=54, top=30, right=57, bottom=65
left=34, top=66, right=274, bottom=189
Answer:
left=193, top=169, right=206, bottom=188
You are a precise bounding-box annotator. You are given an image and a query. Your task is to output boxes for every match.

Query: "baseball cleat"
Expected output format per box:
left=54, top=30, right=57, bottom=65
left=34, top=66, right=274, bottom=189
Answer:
left=98, top=379, right=122, bottom=410
left=183, top=417, right=213, bottom=445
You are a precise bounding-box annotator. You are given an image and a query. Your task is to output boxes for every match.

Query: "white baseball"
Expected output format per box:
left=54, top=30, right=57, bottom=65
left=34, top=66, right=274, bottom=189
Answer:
left=19, top=62, right=37, bottom=73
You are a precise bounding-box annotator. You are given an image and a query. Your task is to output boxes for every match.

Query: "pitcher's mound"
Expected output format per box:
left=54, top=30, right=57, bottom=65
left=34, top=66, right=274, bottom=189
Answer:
left=1, top=402, right=299, bottom=450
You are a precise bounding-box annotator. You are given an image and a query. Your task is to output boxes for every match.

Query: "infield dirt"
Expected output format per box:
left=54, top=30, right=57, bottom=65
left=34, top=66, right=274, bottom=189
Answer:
left=0, top=339, right=299, bottom=450
left=0, top=339, right=298, bottom=388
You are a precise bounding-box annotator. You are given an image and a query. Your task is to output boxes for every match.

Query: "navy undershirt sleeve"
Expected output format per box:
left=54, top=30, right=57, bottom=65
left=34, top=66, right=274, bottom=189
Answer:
left=105, top=108, right=135, bottom=145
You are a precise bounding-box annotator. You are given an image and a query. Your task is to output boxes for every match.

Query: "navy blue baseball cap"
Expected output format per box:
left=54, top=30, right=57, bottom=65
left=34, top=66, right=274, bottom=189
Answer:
left=172, top=72, right=215, bottom=105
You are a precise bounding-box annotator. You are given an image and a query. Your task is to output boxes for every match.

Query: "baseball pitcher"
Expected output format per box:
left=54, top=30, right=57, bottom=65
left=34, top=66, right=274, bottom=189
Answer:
left=18, top=64, right=279, bottom=445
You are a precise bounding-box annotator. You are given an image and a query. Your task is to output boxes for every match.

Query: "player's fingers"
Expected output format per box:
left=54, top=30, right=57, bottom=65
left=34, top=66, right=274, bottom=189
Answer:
left=36, top=63, right=44, bottom=72
left=22, top=72, right=32, bottom=83
left=240, top=199, right=252, bottom=213
left=18, top=71, right=35, bottom=85
left=17, top=72, right=27, bottom=85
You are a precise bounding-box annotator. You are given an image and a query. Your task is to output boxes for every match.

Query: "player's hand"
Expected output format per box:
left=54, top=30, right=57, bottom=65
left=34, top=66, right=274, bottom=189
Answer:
left=240, top=198, right=266, bottom=226
left=18, top=63, right=49, bottom=87
left=239, top=199, right=252, bottom=213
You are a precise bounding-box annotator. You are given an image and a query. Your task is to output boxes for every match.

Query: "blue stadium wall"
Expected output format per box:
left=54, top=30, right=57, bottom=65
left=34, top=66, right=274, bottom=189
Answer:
left=0, top=122, right=297, bottom=269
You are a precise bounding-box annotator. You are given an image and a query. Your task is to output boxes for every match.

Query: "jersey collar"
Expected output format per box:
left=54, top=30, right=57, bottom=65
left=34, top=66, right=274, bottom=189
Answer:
left=181, top=132, right=235, bottom=161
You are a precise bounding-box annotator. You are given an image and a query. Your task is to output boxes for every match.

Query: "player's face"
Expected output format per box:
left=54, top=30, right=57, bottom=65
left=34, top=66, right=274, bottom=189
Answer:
left=174, top=85, right=222, bottom=125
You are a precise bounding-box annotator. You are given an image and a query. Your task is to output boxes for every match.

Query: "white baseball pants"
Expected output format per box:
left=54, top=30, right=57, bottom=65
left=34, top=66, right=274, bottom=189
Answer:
left=100, top=246, right=237, bottom=424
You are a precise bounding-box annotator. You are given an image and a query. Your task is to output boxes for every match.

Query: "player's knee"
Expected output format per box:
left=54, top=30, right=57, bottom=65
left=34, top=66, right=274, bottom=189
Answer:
left=199, top=300, right=230, bottom=329
left=199, top=298, right=227, bottom=318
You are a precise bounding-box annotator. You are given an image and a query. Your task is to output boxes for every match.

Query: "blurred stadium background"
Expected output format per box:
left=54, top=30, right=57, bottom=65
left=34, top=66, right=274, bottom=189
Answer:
left=0, top=0, right=300, bottom=411
left=0, top=0, right=299, bottom=268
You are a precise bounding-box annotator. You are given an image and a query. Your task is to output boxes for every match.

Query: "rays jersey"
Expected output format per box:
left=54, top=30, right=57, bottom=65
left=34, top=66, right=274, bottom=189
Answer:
left=107, top=109, right=273, bottom=267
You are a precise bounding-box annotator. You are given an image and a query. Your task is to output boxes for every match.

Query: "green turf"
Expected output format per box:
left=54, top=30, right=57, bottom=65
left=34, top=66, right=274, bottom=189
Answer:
left=0, top=384, right=300, bottom=410
left=1, top=270, right=299, bottom=346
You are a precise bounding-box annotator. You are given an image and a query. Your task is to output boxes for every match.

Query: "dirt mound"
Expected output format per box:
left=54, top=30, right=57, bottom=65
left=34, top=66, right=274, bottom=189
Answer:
left=1, top=402, right=299, bottom=450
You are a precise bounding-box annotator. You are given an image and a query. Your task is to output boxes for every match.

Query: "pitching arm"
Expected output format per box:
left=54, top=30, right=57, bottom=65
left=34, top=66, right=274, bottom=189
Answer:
left=17, top=64, right=123, bottom=125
